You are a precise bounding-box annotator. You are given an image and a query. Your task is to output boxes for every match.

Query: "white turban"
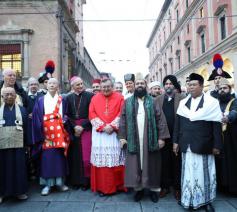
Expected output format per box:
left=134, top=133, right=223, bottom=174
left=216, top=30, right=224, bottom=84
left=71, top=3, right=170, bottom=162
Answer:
left=148, top=81, right=161, bottom=89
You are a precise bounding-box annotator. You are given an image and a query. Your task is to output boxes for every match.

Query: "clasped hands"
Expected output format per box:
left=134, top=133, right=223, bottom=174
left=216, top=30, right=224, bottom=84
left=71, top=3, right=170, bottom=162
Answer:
left=74, top=125, right=84, bottom=137
left=103, top=124, right=114, bottom=135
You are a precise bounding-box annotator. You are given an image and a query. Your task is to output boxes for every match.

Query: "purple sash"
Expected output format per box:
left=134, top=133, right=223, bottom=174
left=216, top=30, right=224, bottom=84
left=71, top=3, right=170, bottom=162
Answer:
left=75, top=119, right=92, bottom=177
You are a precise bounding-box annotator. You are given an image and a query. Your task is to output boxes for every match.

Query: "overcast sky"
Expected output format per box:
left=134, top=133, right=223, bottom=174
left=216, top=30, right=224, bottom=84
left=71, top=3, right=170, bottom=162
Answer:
left=83, top=0, right=165, bottom=82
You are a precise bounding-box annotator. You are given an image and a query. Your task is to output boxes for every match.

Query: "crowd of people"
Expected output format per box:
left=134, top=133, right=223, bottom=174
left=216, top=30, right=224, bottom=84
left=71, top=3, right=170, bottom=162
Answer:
left=0, top=54, right=237, bottom=212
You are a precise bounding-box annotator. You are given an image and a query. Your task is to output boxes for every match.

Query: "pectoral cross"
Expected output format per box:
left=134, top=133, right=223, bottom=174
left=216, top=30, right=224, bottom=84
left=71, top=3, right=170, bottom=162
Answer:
left=104, top=98, right=109, bottom=116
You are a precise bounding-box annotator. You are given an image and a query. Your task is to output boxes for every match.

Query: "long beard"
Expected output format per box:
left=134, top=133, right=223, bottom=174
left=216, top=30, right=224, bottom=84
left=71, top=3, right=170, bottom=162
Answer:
left=134, top=88, right=147, bottom=98
left=219, top=92, right=232, bottom=103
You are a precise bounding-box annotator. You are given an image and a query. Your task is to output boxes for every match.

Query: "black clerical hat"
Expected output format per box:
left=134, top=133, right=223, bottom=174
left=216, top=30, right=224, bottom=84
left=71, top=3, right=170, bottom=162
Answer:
left=189, top=73, right=204, bottom=85
left=124, top=74, right=135, bottom=82
left=38, top=72, right=49, bottom=84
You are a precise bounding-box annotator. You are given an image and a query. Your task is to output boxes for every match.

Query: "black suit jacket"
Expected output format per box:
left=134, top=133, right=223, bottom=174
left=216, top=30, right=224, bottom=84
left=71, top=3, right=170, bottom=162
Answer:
left=173, top=96, right=223, bottom=154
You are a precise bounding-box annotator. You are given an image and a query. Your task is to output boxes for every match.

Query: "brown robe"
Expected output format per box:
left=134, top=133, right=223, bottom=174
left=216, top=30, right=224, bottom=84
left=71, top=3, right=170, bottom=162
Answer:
left=118, top=97, right=170, bottom=189
left=155, top=93, right=186, bottom=114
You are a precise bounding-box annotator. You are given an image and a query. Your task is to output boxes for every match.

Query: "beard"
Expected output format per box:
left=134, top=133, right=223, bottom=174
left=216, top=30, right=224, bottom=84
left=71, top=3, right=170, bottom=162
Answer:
left=134, top=87, right=147, bottom=98
left=165, top=88, right=174, bottom=95
left=219, top=92, right=232, bottom=103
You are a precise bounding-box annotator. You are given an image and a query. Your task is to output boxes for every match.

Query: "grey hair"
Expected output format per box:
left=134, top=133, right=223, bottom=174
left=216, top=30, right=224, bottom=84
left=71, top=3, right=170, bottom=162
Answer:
left=27, top=77, right=39, bottom=86
left=2, top=68, right=16, bottom=76
left=101, top=78, right=114, bottom=87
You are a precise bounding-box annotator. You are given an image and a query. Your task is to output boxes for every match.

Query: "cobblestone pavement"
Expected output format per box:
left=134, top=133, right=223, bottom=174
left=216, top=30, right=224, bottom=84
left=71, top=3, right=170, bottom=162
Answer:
left=1, top=184, right=237, bottom=212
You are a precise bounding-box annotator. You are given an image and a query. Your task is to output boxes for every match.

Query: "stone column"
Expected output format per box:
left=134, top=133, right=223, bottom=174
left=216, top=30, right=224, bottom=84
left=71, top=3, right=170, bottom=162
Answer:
left=23, top=40, right=29, bottom=78
left=207, top=0, right=214, bottom=47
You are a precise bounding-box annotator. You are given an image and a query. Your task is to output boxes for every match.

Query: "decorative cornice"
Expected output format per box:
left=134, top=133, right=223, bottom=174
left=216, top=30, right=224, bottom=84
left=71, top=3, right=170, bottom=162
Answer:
left=0, top=29, right=33, bottom=35
left=196, top=24, right=206, bottom=34
left=184, top=40, right=191, bottom=46
left=214, top=4, right=228, bottom=16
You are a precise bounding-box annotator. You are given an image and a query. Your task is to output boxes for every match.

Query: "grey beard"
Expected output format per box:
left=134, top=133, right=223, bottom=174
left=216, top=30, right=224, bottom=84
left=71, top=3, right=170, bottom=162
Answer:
left=165, top=88, right=173, bottom=95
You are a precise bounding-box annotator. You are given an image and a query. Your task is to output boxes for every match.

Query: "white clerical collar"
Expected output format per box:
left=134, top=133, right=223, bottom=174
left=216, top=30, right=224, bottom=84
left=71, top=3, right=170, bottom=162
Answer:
left=28, top=91, right=37, bottom=96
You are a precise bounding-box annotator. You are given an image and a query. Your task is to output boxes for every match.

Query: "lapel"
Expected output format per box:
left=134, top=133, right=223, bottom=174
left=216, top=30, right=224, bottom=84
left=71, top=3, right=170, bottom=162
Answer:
left=195, top=95, right=204, bottom=111
left=185, top=97, right=192, bottom=110
left=174, top=93, right=180, bottom=113
left=185, top=95, right=204, bottom=111
left=160, top=94, right=165, bottom=109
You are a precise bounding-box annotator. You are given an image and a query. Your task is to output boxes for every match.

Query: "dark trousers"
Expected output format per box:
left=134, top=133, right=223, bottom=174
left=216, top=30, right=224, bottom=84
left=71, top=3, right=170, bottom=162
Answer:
left=160, top=140, right=181, bottom=191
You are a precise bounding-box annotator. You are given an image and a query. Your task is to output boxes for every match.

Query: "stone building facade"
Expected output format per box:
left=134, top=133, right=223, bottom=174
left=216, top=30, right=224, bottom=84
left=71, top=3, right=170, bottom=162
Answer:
left=147, top=0, right=237, bottom=90
left=0, top=0, right=100, bottom=90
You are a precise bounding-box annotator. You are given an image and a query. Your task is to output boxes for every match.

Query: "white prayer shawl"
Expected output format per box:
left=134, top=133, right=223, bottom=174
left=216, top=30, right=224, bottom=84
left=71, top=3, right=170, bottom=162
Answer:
left=44, top=92, right=62, bottom=115
left=177, top=93, right=222, bottom=122
left=137, top=98, right=145, bottom=170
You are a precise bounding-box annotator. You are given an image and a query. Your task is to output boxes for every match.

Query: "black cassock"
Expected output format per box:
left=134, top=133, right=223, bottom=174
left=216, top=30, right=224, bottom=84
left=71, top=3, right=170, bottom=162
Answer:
left=66, top=91, right=93, bottom=187
left=217, top=98, right=237, bottom=194
left=0, top=105, right=28, bottom=196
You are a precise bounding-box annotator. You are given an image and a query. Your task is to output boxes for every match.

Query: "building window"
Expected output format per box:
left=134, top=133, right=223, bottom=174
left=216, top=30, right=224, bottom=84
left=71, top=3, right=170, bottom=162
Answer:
left=200, top=7, right=204, bottom=18
left=187, top=24, right=190, bottom=34
left=186, top=0, right=189, bottom=9
left=220, top=15, right=226, bottom=40
left=169, top=59, right=173, bottom=74
left=177, top=36, right=180, bottom=44
left=159, top=68, right=162, bottom=81
left=0, top=43, right=22, bottom=78
left=177, top=55, right=181, bottom=69
left=176, top=50, right=181, bottom=70
left=187, top=46, right=191, bottom=63
left=170, top=45, right=173, bottom=53
left=176, top=10, right=179, bottom=22
left=200, top=33, right=205, bottom=53
left=169, top=22, right=172, bottom=33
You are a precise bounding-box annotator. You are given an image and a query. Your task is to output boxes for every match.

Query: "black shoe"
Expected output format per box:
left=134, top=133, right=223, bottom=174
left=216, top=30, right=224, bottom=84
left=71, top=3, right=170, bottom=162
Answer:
left=98, top=192, right=105, bottom=197
left=72, top=185, right=80, bottom=190
left=159, top=188, right=170, bottom=198
left=149, top=191, right=159, bottom=203
left=81, top=185, right=89, bottom=191
left=134, top=190, right=144, bottom=202
left=204, top=204, right=215, bottom=212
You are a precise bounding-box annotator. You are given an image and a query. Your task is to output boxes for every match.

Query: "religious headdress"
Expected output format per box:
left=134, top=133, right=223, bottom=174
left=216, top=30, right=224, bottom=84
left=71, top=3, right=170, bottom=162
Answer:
left=135, top=72, right=145, bottom=81
left=218, top=78, right=231, bottom=87
left=163, top=75, right=181, bottom=93
left=189, top=73, right=204, bottom=85
left=207, top=54, right=231, bottom=81
left=38, top=60, right=55, bottom=83
left=148, top=81, right=161, bottom=89
left=70, top=76, right=81, bottom=86
left=124, top=73, right=135, bottom=82
left=92, top=79, right=101, bottom=84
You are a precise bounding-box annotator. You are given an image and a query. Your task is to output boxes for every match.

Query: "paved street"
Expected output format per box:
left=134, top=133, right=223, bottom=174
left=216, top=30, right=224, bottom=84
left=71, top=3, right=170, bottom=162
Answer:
left=1, top=184, right=237, bottom=212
